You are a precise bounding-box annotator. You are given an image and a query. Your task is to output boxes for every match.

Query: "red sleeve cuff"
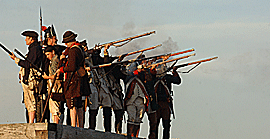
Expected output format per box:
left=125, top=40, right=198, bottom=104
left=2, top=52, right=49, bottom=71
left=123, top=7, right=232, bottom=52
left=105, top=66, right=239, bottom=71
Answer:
left=60, top=67, right=64, bottom=73
left=133, top=70, right=138, bottom=75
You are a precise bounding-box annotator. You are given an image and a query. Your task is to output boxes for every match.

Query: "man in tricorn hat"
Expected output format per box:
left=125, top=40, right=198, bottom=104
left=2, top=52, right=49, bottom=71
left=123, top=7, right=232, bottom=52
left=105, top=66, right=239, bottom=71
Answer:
left=56, top=30, right=90, bottom=127
left=43, top=25, right=66, bottom=56
left=10, top=30, right=43, bottom=123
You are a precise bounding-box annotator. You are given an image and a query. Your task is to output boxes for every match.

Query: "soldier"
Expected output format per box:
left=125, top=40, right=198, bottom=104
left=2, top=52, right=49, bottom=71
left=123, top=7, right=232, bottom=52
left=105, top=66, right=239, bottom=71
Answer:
left=9, top=30, right=43, bottom=123
left=103, top=45, right=126, bottom=134
left=154, top=64, right=181, bottom=139
left=86, top=46, right=113, bottom=132
left=56, top=30, right=90, bottom=127
left=84, top=48, right=101, bottom=130
left=137, top=57, right=158, bottom=139
left=42, top=46, right=63, bottom=124
left=124, top=63, right=150, bottom=138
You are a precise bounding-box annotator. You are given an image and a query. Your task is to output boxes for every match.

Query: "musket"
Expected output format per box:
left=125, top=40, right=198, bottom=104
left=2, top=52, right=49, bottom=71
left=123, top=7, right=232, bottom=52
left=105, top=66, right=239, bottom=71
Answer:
left=117, top=44, right=162, bottom=61
left=173, top=56, right=218, bottom=73
left=40, top=73, right=57, bottom=122
left=14, top=49, right=43, bottom=73
left=146, top=53, right=196, bottom=68
left=94, top=31, right=156, bottom=50
left=0, top=43, right=13, bottom=55
left=174, top=56, right=218, bottom=69
left=138, top=48, right=195, bottom=62
left=91, top=48, right=195, bottom=69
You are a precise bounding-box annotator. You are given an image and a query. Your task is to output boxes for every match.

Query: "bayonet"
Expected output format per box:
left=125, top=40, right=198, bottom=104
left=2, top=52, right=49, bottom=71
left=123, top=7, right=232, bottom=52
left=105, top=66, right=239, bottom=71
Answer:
left=40, top=7, right=43, bottom=45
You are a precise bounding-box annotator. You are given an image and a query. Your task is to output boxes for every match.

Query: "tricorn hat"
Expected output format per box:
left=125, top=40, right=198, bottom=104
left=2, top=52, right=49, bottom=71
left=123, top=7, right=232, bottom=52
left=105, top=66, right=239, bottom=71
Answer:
left=80, top=40, right=87, bottom=47
left=62, top=31, right=77, bottom=43
left=21, top=31, right=38, bottom=39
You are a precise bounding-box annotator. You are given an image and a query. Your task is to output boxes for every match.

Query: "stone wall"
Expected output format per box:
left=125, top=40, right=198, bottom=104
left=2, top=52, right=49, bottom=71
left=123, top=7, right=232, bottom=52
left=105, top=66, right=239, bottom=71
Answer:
left=0, top=123, right=143, bottom=139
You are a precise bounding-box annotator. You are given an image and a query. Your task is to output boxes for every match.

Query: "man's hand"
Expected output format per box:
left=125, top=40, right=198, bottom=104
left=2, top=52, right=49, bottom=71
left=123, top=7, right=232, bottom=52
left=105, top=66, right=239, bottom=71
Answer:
left=173, top=66, right=178, bottom=72
left=9, top=52, right=16, bottom=60
left=85, top=67, right=91, bottom=71
left=42, top=73, right=49, bottom=79
left=60, top=54, right=66, bottom=60
left=104, top=44, right=111, bottom=55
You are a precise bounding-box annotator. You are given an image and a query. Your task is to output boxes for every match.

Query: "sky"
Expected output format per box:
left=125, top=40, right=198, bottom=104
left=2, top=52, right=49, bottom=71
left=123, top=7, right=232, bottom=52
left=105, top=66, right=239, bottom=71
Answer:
left=0, top=0, right=270, bottom=139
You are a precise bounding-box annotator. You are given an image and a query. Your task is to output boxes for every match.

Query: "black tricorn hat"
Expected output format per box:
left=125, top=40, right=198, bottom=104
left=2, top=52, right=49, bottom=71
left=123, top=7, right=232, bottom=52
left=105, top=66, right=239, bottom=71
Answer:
left=62, top=31, right=77, bottom=43
left=80, top=40, right=87, bottom=47
left=21, top=31, right=38, bottom=39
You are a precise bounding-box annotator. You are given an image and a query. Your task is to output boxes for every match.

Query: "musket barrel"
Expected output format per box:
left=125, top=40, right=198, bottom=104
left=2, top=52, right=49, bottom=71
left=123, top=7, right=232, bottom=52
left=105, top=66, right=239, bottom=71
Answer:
left=170, top=48, right=195, bottom=57
left=120, top=44, right=162, bottom=59
left=175, top=56, right=218, bottom=69
left=187, top=56, right=218, bottom=65
left=146, top=53, right=196, bottom=68
left=0, top=43, right=13, bottom=55
left=95, top=30, right=156, bottom=50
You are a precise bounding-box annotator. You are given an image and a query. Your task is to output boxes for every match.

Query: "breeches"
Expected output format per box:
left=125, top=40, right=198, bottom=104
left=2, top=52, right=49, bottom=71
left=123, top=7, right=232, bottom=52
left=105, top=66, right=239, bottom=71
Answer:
left=99, top=88, right=112, bottom=107
left=126, top=99, right=145, bottom=125
left=156, top=101, right=171, bottom=120
left=49, top=98, right=61, bottom=117
left=22, top=82, right=36, bottom=112
left=112, top=93, right=123, bottom=110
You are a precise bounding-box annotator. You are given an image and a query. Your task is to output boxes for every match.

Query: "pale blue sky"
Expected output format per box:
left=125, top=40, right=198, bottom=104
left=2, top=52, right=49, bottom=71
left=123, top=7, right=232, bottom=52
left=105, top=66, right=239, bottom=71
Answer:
left=0, top=0, right=270, bottom=139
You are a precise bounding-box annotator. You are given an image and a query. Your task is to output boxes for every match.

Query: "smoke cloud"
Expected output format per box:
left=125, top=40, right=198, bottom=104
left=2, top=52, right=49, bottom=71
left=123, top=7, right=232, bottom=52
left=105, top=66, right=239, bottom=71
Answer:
left=115, top=22, right=180, bottom=60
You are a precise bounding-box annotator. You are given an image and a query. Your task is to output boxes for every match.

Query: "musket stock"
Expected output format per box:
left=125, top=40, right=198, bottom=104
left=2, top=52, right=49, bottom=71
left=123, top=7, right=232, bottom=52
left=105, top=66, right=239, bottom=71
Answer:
left=0, top=43, right=13, bottom=55
left=94, top=31, right=156, bottom=50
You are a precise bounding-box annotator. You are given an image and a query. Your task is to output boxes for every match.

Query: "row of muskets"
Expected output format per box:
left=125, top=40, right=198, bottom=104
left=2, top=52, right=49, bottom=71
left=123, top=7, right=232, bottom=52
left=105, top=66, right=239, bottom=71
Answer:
left=87, top=31, right=218, bottom=72
left=0, top=29, right=218, bottom=74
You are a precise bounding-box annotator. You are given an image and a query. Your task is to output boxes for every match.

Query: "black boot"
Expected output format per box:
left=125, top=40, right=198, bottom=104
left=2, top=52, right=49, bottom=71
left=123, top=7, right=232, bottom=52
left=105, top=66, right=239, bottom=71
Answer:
left=127, top=123, right=134, bottom=139
left=114, top=109, right=124, bottom=134
left=89, top=109, right=98, bottom=130
left=162, top=120, right=171, bottom=139
left=133, top=124, right=140, bottom=138
left=148, top=112, right=157, bottom=139
left=103, top=107, right=112, bottom=132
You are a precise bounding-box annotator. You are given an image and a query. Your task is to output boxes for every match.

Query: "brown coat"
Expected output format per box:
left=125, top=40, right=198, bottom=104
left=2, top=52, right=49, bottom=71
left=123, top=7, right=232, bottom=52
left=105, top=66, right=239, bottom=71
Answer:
left=62, top=44, right=91, bottom=99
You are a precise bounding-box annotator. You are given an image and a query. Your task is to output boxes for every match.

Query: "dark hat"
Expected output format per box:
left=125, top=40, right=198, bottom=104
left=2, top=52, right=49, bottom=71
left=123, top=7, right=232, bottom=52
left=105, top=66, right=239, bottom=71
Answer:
left=80, top=40, right=87, bottom=47
left=21, top=31, right=38, bottom=39
left=44, top=46, right=56, bottom=53
left=62, top=31, right=77, bottom=43
left=54, top=45, right=67, bottom=55
left=44, top=24, right=57, bottom=39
